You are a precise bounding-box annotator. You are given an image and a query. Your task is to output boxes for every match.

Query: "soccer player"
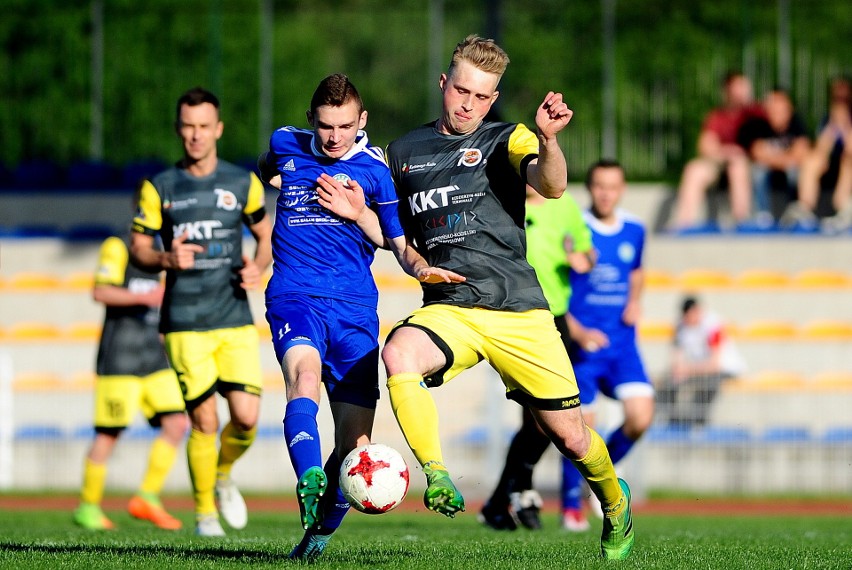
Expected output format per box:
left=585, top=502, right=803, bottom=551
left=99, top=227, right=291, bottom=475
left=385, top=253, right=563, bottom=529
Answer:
left=258, top=74, right=462, bottom=561
left=73, top=231, right=189, bottom=531
left=479, top=185, right=595, bottom=531
left=380, top=35, right=634, bottom=560
left=130, top=87, right=273, bottom=536
left=560, top=159, right=655, bottom=532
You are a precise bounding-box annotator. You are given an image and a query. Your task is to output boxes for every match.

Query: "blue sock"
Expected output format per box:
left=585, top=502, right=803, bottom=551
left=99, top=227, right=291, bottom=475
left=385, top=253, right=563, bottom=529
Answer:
left=283, top=398, right=322, bottom=478
left=606, top=425, right=636, bottom=465
left=318, top=451, right=350, bottom=533
left=560, top=456, right=585, bottom=510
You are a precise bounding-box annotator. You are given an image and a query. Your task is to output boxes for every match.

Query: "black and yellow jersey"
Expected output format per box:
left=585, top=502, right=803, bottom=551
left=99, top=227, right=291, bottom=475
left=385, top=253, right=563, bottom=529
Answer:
left=386, top=121, right=549, bottom=312
left=132, top=160, right=266, bottom=333
left=95, top=235, right=170, bottom=376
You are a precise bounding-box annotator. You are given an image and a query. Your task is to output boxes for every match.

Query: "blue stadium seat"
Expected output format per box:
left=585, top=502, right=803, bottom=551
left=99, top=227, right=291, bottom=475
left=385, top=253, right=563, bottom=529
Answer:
left=71, top=425, right=96, bottom=439
left=121, top=160, right=168, bottom=189
left=760, top=426, right=812, bottom=443
left=821, top=427, right=852, bottom=444
left=645, top=424, right=692, bottom=443
left=0, top=224, right=61, bottom=238
left=255, top=424, right=284, bottom=440
left=13, top=160, right=65, bottom=189
left=14, top=425, right=65, bottom=440
left=66, top=160, right=121, bottom=189
left=65, top=223, right=118, bottom=242
left=125, top=426, right=158, bottom=440
left=693, top=426, right=753, bottom=444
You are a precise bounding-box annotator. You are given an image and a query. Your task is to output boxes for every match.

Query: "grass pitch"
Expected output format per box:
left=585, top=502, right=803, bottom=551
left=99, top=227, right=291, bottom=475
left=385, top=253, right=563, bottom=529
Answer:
left=0, top=503, right=849, bottom=569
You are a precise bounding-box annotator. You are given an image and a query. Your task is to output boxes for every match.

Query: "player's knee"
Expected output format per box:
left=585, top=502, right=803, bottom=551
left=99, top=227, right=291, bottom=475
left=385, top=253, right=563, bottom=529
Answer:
left=381, top=339, right=408, bottom=374
left=161, top=412, right=189, bottom=442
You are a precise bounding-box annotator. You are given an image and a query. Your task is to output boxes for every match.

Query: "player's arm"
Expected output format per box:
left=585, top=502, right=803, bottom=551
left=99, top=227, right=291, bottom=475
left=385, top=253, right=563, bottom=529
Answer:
left=386, top=235, right=465, bottom=284
left=563, top=196, right=595, bottom=273
left=239, top=173, right=274, bottom=290
left=130, top=180, right=203, bottom=271
left=566, top=313, right=609, bottom=352
left=622, top=267, right=644, bottom=326
left=526, top=92, right=573, bottom=199
left=93, top=284, right=163, bottom=308
left=93, top=236, right=163, bottom=307
left=316, top=173, right=387, bottom=248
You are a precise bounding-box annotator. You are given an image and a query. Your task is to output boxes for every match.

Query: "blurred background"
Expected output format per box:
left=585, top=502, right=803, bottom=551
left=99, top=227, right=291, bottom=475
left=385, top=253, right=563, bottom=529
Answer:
left=1, top=0, right=851, bottom=502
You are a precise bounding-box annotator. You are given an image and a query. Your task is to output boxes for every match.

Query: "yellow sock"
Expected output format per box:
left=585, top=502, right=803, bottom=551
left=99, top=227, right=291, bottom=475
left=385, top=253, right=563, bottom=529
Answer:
left=217, top=422, right=257, bottom=480
left=387, top=373, right=444, bottom=468
left=80, top=458, right=107, bottom=505
left=138, top=437, right=178, bottom=498
left=187, top=429, right=218, bottom=516
left=571, top=427, right=625, bottom=516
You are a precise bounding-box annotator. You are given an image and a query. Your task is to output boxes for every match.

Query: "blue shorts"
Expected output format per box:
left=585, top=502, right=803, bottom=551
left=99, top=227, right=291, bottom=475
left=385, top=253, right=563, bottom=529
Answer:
left=266, top=294, right=380, bottom=408
left=569, top=329, right=652, bottom=406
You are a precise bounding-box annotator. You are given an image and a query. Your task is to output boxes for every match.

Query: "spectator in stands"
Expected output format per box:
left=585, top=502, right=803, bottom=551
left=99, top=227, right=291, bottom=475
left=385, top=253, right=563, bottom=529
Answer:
left=671, top=72, right=765, bottom=230
left=74, top=231, right=189, bottom=531
left=780, top=76, right=852, bottom=232
left=656, top=296, right=745, bottom=427
left=737, top=88, right=810, bottom=228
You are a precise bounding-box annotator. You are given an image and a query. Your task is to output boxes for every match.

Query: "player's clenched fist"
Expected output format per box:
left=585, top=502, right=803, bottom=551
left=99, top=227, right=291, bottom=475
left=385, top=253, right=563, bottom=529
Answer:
left=535, top=91, right=573, bottom=139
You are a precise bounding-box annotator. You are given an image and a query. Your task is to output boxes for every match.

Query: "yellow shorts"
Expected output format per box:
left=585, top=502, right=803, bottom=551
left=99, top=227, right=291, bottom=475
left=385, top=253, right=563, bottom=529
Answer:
left=94, top=368, right=185, bottom=429
left=391, top=305, right=580, bottom=410
left=164, top=325, right=263, bottom=408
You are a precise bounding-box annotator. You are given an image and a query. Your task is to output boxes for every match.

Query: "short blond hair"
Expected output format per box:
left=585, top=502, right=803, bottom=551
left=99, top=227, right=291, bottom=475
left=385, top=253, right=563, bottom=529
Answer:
left=448, top=35, right=510, bottom=78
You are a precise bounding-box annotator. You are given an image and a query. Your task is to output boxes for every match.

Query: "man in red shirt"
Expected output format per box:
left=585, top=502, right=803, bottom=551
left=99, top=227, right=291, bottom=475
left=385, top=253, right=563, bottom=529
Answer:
left=671, top=72, right=765, bottom=230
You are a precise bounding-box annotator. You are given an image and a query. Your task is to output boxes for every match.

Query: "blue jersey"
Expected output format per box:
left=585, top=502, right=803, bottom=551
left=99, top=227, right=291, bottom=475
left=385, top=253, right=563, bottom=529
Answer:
left=265, top=127, right=404, bottom=309
left=568, top=208, right=645, bottom=337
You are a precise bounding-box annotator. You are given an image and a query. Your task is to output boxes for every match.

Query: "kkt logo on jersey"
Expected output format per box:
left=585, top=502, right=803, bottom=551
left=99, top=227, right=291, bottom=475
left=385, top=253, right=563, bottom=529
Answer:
left=408, top=185, right=459, bottom=214
left=214, top=188, right=240, bottom=211
left=173, top=220, right=224, bottom=240
left=457, top=148, right=483, bottom=167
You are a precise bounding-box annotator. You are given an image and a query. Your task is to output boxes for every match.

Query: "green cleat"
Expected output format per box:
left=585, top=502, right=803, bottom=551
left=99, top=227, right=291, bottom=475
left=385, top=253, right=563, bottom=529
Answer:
left=423, top=464, right=465, bottom=517
left=73, top=502, right=115, bottom=531
left=600, top=478, right=634, bottom=560
left=296, top=466, right=327, bottom=530
left=289, top=531, right=332, bottom=561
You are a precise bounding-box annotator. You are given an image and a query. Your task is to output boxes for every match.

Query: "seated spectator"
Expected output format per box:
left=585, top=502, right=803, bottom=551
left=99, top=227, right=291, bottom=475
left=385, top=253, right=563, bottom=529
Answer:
left=656, top=297, right=745, bottom=427
left=780, top=76, right=852, bottom=232
left=737, top=88, right=810, bottom=227
left=671, top=72, right=765, bottom=230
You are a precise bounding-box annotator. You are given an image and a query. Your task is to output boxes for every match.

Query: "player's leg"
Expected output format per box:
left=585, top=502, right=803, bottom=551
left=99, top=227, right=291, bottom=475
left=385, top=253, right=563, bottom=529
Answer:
left=128, top=368, right=188, bottom=530
left=560, top=407, right=595, bottom=531
left=214, top=325, right=263, bottom=530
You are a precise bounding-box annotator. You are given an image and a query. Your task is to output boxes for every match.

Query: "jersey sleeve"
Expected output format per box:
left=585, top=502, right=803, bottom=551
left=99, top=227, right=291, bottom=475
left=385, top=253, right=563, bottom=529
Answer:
left=132, top=180, right=163, bottom=236
left=242, top=171, right=267, bottom=224
left=94, top=236, right=128, bottom=287
left=507, top=123, right=540, bottom=175
left=373, top=170, right=405, bottom=240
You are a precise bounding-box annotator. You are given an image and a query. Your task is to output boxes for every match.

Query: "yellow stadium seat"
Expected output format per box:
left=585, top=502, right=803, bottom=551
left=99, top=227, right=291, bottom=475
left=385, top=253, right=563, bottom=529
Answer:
left=255, top=324, right=272, bottom=340
left=262, top=370, right=284, bottom=391
left=734, top=269, right=791, bottom=288
left=638, top=320, right=674, bottom=340
left=13, top=372, right=64, bottom=391
left=791, top=269, right=851, bottom=288
left=799, top=320, right=852, bottom=340
left=810, top=371, right=852, bottom=389
left=678, top=269, right=733, bottom=289
left=65, top=322, right=101, bottom=340
left=746, top=370, right=805, bottom=389
left=69, top=371, right=97, bottom=390
left=7, top=322, right=62, bottom=340
left=64, top=272, right=95, bottom=290
left=644, top=269, right=676, bottom=288
left=8, top=272, right=62, bottom=290
left=373, top=272, right=419, bottom=291
left=739, top=320, right=797, bottom=340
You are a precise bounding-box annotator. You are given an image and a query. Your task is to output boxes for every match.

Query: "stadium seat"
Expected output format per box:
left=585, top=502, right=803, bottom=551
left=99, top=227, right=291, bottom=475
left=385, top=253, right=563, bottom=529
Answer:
left=6, top=322, right=61, bottom=341
left=121, top=160, right=168, bottom=189
left=64, top=272, right=95, bottom=290
left=65, top=223, right=117, bottom=242
left=14, top=425, right=64, bottom=440
left=255, top=424, right=285, bottom=440
left=799, top=320, right=852, bottom=340
left=373, top=272, right=419, bottom=291
left=12, top=372, right=63, bottom=391
left=8, top=272, right=61, bottom=290
left=821, top=427, right=852, bottom=444
left=644, top=268, right=676, bottom=288
left=734, top=269, right=790, bottom=288
left=71, top=425, right=96, bottom=440
left=65, top=322, right=101, bottom=341
left=760, top=426, right=812, bottom=443
left=66, top=160, right=121, bottom=189
left=638, top=320, right=674, bottom=340
left=810, top=371, right=852, bottom=389
left=791, top=269, right=851, bottom=288
left=739, top=320, right=797, bottom=340
left=645, top=424, right=692, bottom=443
left=12, top=160, right=65, bottom=189
left=693, top=425, right=753, bottom=444
left=745, top=370, right=805, bottom=389
left=678, top=268, right=733, bottom=289
left=125, top=426, right=158, bottom=440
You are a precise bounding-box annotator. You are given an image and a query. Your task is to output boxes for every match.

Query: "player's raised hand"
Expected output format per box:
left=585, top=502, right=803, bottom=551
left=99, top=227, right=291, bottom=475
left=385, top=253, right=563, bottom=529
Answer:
left=168, top=232, right=204, bottom=270
left=416, top=267, right=467, bottom=284
left=535, top=91, right=573, bottom=139
left=316, top=173, right=366, bottom=221
left=238, top=254, right=263, bottom=290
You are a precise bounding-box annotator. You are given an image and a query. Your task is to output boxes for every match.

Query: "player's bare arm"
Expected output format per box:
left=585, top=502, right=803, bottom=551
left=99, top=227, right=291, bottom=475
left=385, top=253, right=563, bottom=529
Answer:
left=240, top=216, right=273, bottom=290
left=387, top=236, right=466, bottom=284
left=92, top=283, right=164, bottom=308
left=130, top=231, right=203, bottom=271
left=316, top=173, right=387, bottom=248
left=527, top=91, right=572, bottom=198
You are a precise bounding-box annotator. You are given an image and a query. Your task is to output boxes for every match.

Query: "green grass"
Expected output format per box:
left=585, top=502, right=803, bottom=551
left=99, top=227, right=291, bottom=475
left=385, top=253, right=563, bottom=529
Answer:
left=0, top=507, right=849, bottom=569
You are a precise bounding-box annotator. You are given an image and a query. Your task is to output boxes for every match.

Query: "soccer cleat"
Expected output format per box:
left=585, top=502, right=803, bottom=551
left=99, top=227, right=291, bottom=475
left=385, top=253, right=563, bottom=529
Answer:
left=423, top=464, right=465, bottom=517
left=477, top=500, right=517, bottom=530
left=128, top=494, right=182, bottom=530
left=297, top=466, right=327, bottom=530
left=288, top=531, right=332, bottom=561
left=73, top=503, right=115, bottom=531
left=562, top=508, right=591, bottom=532
left=600, top=478, right=634, bottom=560
left=215, top=478, right=248, bottom=530
left=510, top=490, right=543, bottom=530
left=195, top=513, right=226, bottom=537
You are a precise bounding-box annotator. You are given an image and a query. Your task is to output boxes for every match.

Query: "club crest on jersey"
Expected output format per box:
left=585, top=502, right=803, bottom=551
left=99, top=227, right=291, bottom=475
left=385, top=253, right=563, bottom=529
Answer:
left=458, top=147, right=483, bottom=167
left=333, top=173, right=352, bottom=187
left=618, top=242, right=636, bottom=264
left=215, top=188, right=239, bottom=211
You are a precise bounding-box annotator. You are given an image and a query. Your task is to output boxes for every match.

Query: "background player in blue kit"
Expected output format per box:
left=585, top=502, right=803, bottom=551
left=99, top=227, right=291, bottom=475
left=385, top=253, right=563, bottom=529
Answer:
left=258, top=74, right=462, bottom=561
left=561, top=159, right=655, bottom=531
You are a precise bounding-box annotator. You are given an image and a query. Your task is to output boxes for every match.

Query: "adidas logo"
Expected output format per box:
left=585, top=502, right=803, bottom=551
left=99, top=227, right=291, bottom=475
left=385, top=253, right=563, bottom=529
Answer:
left=288, top=430, right=314, bottom=448
left=282, top=159, right=296, bottom=171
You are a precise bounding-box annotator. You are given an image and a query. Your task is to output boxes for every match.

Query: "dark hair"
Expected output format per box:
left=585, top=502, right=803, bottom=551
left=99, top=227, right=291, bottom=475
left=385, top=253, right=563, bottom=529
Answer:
left=681, top=296, right=698, bottom=315
left=310, top=74, right=364, bottom=115
left=584, top=158, right=624, bottom=189
left=176, top=87, right=220, bottom=122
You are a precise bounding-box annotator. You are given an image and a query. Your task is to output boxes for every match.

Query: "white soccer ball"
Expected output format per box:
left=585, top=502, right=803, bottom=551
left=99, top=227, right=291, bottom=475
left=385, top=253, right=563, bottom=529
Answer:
left=339, top=443, right=410, bottom=514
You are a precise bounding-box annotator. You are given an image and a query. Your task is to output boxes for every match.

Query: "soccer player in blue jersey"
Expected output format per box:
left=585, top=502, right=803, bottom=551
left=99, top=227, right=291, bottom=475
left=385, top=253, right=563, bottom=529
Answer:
left=259, top=74, right=462, bottom=561
left=560, top=159, right=655, bottom=531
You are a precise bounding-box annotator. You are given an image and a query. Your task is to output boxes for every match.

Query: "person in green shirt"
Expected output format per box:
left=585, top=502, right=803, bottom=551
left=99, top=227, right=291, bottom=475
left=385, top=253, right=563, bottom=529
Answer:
left=478, top=185, right=595, bottom=531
